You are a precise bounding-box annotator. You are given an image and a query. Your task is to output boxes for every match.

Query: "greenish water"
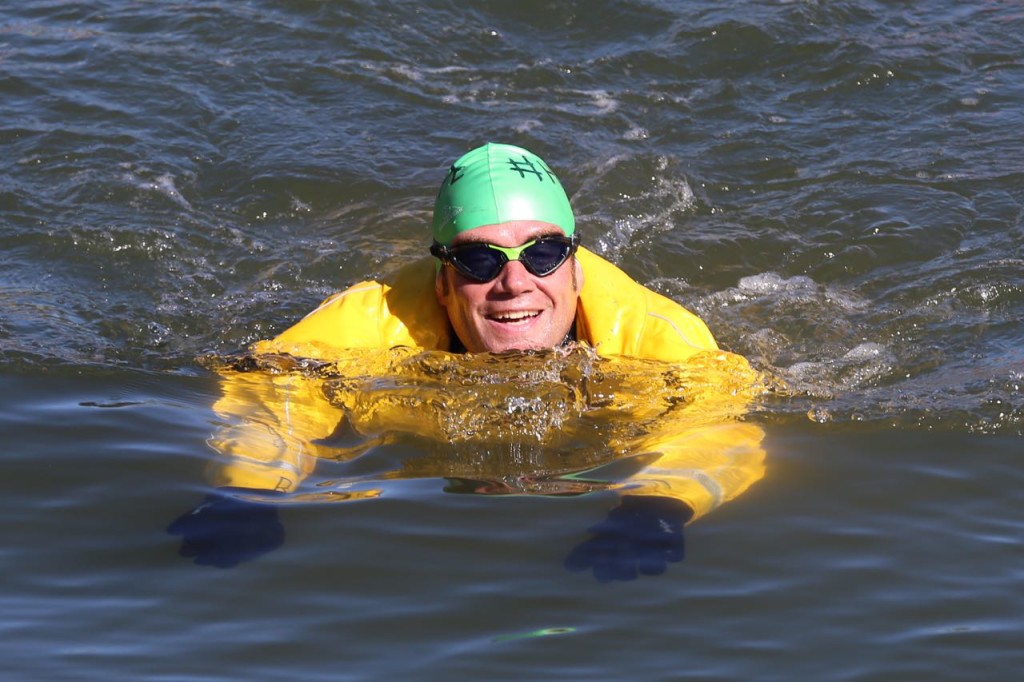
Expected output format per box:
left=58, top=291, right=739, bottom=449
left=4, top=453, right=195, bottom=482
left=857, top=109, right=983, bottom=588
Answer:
left=2, top=1, right=1022, bottom=679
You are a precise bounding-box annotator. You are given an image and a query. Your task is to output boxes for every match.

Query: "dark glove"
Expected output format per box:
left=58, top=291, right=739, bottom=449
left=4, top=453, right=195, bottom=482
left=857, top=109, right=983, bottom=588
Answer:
left=167, top=487, right=285, bottom=568
left=564, top=495, right=693, bottom=582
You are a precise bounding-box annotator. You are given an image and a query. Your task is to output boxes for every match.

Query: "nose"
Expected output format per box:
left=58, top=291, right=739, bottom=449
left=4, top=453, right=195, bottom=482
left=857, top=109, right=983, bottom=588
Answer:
left=490, top=259, right=535, bottom=295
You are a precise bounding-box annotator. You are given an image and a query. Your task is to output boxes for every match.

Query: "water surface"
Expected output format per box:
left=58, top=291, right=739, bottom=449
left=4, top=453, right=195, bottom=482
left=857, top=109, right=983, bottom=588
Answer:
left=2, top=1, right=1022, bottom=679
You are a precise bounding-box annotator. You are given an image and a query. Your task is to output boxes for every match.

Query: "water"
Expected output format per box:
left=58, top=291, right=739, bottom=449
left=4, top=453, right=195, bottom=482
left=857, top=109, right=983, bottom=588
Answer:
left=2, top=0, right=1023, bottom=679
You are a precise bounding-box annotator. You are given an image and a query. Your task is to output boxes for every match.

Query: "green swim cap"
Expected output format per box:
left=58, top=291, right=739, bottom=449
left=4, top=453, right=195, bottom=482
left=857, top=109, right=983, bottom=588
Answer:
left=431, top=142, right=575, bottom=245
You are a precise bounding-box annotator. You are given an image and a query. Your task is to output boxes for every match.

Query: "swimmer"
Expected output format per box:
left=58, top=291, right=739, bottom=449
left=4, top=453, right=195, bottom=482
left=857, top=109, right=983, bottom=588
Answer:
left=225, top=142, right=721, bottom=361
left=169, top=143, right=763, bottom=581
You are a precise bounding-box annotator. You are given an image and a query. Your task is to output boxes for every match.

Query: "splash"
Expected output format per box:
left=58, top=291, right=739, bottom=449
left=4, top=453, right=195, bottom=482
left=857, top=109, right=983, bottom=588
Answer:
left=205, top=344, right=767, bottom=488
left=310, top=345, right=762, bottom=447
left=701, top=272, right=1024, bottom=435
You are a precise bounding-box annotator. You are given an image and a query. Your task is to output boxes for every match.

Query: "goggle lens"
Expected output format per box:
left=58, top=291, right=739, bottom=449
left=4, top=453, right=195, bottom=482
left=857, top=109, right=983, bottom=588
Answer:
left=431, top=235, right=578, bottom=283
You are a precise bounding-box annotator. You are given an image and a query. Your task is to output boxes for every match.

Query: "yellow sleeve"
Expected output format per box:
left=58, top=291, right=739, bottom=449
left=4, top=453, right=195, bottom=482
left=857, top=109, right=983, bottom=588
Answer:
left=205, top=370, right=343, bottom=492
left=611, top=422, right=766, bottom=520
left=202, top=261, right=449, bottom=494
left=607, top=350, right=768, bottom=519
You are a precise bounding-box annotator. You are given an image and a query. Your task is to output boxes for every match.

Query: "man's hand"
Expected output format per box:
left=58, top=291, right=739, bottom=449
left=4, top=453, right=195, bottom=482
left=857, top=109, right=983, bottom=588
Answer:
left=167, top=488, right=285, bottom=568
left=564, top=495, right=694, bottom=582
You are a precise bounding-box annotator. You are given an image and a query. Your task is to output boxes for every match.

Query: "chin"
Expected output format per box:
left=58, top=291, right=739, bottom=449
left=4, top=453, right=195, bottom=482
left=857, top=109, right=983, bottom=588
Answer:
left=487, top=338, right=555, bottom=354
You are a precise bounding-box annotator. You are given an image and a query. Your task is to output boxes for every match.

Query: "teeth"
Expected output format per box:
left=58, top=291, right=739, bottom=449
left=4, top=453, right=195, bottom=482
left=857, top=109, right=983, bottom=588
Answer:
left=492, top=311, right=537, bottom=321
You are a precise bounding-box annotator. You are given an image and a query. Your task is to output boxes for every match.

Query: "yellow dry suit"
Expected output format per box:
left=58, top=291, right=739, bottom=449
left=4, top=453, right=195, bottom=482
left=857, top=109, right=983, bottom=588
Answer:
left=206, top=247, right=766, bottom=520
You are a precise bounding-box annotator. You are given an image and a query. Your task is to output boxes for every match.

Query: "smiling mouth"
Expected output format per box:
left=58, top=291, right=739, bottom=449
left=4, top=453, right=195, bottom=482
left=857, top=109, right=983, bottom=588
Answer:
left=488, top=310, right=540, bottom=323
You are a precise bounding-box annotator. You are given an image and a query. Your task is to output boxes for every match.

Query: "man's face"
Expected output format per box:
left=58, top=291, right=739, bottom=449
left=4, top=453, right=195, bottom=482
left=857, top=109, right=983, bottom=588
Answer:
left=434, top=220, right=583, bottom=353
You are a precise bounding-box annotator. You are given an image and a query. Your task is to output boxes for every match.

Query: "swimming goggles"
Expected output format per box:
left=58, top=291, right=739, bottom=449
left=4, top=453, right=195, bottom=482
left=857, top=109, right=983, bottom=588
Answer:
left=430, top=234, right=579, bottom=283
